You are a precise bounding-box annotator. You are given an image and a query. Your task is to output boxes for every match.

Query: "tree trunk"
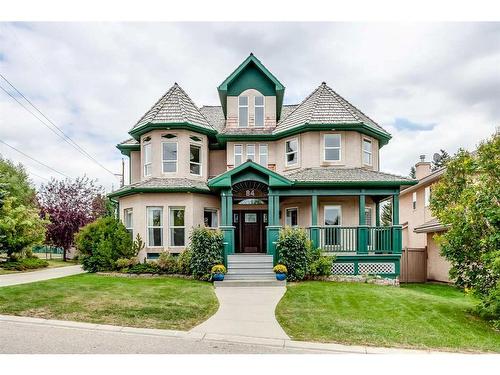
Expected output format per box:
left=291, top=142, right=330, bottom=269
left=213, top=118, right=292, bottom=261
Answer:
left=63, top=247, right=67, bottom=262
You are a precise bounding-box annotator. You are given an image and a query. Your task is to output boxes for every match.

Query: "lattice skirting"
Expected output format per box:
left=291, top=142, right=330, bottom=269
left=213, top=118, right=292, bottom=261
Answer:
left=332, top=263, right=355, bottom=275
left=358, top=262, right=395, bottom=274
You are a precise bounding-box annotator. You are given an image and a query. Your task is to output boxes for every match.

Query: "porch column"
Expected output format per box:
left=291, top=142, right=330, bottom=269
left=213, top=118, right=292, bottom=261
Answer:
left=220, top=188, right=235, bottom=265
left=357, top=194, right=368, bottom=254
left=266, top=189, right=281, bottom=265
left=375, top=201, right=380, bottom=227
left=310, top=195, right=320, bottom=249
left=392, top=193, right=402, bottom=254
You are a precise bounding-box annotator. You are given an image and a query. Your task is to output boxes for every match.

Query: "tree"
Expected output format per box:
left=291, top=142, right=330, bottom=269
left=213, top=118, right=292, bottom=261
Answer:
left=430, top=133, right=500, bottom=326
left=431, top=149, right=451, bottom=171
left=38, top=176, right=106, bottom=261
left=381, top=201, right=392, bottom=226
left=0, top=157, right=47, bottom=258
left=409, top=166, right=416, bottom=179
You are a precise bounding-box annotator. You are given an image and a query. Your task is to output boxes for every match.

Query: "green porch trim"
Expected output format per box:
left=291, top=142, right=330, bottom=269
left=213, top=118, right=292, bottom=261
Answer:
left=375, top=201, right=381, bottom=226
left=331, top=254, right=402, bottom=279
left=116, top=143, right=140, bottom=157
left=273, top=187, right=401, bottom=196
left=107, top=187, right=212, bottom=199
left=129, top=122, right=218, bottom=141
left=218, top=54, right=285, bottom=120
left=216, top=123, right=392, bottom=147
left=208, top=160, right=293, bottom=188
left=292, top=180, right=417, bottom=187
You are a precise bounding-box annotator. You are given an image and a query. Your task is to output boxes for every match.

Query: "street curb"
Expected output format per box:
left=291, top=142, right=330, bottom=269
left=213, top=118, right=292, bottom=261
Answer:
left=0, top=314, right=439, bottom=354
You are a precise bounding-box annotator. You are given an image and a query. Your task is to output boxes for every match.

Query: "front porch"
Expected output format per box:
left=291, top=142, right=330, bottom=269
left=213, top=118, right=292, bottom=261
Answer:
left=208, top=161, right=408, bottom=278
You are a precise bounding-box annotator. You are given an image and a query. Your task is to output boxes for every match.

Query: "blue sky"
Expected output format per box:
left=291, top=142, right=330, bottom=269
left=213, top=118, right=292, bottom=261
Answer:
left=0, top=22, right=498, bottom=191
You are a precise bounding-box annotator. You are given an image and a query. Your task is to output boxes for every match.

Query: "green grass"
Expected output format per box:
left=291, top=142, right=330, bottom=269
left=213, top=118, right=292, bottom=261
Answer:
left=275, top=281, right=500, bottom=352
left=0, top=273, right=218, bottom=331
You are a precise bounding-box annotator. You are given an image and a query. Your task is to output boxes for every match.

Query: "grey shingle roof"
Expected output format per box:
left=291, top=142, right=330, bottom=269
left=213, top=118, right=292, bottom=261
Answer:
left=414, top=218, right=447, bottom=233
left=275, top=83, right=389, bottom=136
left=199, top=106, right=225, bottom=132
left=109, top=177, right=210, bottom=197
left=131, top=83, right=214, bottom=132
left=284, top=167, right=415, bottom=184
left=119, top=138, right=139, bottom=145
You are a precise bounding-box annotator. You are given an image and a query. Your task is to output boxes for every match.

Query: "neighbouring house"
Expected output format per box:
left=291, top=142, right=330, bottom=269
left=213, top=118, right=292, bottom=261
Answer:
left=399, top=156, right=451, bottom=283
left=109, top=53, right=417, bottom=280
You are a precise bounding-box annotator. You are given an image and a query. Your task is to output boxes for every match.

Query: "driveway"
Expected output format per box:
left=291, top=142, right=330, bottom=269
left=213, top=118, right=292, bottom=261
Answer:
left=191, top=286, right=289, bottom=339
left=0, top=265, right=84, bottom=287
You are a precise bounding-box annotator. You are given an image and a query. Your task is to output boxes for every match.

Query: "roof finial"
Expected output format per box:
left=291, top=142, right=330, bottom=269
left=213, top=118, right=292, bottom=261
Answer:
left=321, top=81, right=326, bottom=85
left=250, top=52, right=254, bottom=56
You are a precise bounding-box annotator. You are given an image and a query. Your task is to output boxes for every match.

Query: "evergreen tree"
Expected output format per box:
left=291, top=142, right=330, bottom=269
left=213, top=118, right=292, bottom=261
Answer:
left=409, top=166, right=416, bottom=179
left=381, top=201, right=392, bottom=226
left=431, top=149, right=451, bottom=171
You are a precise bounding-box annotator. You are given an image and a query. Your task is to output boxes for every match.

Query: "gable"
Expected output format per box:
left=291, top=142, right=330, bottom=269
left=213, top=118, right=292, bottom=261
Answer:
left=227, top=62, right=277, bottom=97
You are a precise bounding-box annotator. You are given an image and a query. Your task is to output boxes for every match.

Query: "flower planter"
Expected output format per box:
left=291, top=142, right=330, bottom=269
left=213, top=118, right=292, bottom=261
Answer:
left=212, top=273, right=225, bottom=281
left=275, top=273, right=286, bottom=281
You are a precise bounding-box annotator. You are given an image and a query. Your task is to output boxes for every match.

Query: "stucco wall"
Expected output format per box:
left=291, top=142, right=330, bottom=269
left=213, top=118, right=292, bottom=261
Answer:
left=427, top=233, right=452, bottom=282
left=208, top=149, right=227, bottom=178
left=132, top=129, right=209, bottom=181
left=119, top=192, right=220, bottom=259
left=226, top=88, right=276, bottom=128
left=130, top=151, right=141, bottom=184
left=226, top=141, right=276, bottom=169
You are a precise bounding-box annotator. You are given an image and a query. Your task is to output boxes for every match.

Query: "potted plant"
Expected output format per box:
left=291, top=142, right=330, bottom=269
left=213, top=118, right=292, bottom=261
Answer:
left=273, top=264, right=287, bottom=281
left=211, top=264, right=226, bottom=281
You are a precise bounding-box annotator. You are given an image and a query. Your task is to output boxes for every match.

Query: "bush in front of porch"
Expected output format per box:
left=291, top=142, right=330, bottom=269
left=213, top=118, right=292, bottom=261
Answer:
left=276, top=227, right=334, bottom=281
left=189, top=226, right=224, bottom=280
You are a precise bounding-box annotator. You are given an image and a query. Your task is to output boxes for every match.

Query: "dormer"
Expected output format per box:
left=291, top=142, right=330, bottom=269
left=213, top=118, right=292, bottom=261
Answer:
left=218, top=54, right=285, bottom=129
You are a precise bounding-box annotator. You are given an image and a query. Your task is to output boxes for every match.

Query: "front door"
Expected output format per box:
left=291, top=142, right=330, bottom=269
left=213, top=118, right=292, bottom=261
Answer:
left=234, top=210, right=267, bottom=253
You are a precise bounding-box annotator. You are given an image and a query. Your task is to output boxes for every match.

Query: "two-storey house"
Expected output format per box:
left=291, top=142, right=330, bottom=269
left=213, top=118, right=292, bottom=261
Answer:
left=110, top=54, right=416, bottom=279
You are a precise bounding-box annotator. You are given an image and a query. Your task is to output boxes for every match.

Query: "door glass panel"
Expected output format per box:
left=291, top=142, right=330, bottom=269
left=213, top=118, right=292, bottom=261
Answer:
left=245, top=213, right=257, bottom=223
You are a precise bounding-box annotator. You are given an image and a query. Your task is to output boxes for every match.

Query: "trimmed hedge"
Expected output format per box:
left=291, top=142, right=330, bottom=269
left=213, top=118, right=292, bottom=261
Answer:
left=0, top=257, right=49, bottom=271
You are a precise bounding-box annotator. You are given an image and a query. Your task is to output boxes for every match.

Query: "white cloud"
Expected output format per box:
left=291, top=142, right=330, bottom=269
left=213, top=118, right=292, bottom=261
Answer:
left=0, top=22, right=497, bottom=190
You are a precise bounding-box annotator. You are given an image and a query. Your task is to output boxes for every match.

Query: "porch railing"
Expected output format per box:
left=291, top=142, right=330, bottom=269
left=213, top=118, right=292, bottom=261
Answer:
left=311, top=226, right=401, bottom=254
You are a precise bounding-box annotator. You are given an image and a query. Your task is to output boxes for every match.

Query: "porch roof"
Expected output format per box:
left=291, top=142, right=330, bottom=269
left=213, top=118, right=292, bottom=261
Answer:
left=414, top=218, right=448, bottom=233
left=284, top=167, right=417, bottom=187
left=108, top=177, right=210, bottom=198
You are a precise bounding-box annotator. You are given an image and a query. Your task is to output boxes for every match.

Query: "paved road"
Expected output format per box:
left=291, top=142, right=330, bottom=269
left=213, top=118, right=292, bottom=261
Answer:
left=192, top=286, right=289, bottom=339
left=0, top=320, right=328, bottom=354
left=0, top=265, right=84, bottom=287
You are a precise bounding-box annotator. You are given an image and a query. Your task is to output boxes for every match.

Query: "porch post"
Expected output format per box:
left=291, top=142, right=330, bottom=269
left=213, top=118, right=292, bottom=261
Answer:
left=310, top=195, right=320, bottom=249
left=392, top=193, right=402, bottom=254
left=358, top=194, right=368, bottom=254
left=266, top=188, right=281, bottom=265
left=375, top=201, right=380, bottom=226
left=220, top=188, right=235, bottom=265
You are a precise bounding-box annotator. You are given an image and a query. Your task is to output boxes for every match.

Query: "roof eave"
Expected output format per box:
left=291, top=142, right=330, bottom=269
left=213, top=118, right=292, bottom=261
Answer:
left=292, top=180, right=417, bottom=188
left=116, top=143, right=140, bottom=157
left=108, top=186, right=211, bottom=199
left=129, top=122, right=218, bottom=141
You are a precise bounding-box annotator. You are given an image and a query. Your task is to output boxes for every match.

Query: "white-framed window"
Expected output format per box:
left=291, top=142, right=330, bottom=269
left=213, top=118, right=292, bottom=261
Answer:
left=204, top=209, right=218, bottom=228
left=254, top=96, right=264, bottom=127
left=259, top=144, right=268, bottom=167
left=424, top=186, right=431, bottom=207
left=169, top=207, right=185, bottom=247
left=246, top=144, right=255, bottom=162
left=234, top=144, right=243, bottom=166
left=162, top=141, right=177, bottom=173
left=143, top=143, right=152, bottom=176
left=189, top=144, right=202, bottom=175
left=412, top=192, right=417, bottom=210
left=238, top=96, right=248, bottom=127
left=324, top=134, right=341, bottom=161
left=147, top=207, right=163, bottom=247
left=285, top=138, right=299, bottom=166
left=365, top=207, right=372, bottom=226
left=124, top=208, right=133, bottom=239
left=363, top=139, right=372, bottom=166
left=324, top=205, right=342, bottom=246
left=285, top=207, right=298, bottom=227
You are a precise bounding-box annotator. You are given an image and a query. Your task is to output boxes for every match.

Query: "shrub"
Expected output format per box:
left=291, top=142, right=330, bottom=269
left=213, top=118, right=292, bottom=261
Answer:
left=115, top=257, right=138, bottom=270
left=189, top=226, right=224, bottom=280
left=273, top=264, right=287, bottom=274
left=75, top=217, right=135, bottom=272
left=276, top=227, right=311, bottom=281
left=307, top=247, right=334, bottom=277
left=211, top=264, right=226, bottom=274
left=0, top=257, right=49, bottom=271
left=157, top=252, right=179, bottom=274
left=127, top=261, right=160, bottom=274
left=177, top=249, right=192, bottom=275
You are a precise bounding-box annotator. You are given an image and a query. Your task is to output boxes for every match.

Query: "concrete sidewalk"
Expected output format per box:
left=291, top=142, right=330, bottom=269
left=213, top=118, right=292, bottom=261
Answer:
left=0, top=265, right=84, bottom=287
left=191, top=286, right=289, bottom=339
left=0, top=314, right=436, bottom=354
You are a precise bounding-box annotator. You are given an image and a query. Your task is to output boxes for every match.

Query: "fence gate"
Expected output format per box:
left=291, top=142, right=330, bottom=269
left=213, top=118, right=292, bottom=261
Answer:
left=400, top=247, right=427, bottom=283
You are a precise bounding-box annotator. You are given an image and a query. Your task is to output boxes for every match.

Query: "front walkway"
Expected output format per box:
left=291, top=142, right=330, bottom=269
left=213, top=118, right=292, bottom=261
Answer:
left=191, top=286, right=289, bottom=339
left=0, top=265, right=84, bottom=287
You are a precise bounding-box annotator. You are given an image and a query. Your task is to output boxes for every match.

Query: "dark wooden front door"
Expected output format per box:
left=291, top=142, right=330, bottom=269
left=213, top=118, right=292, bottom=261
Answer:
left=234, top=210, right=267, bottom=253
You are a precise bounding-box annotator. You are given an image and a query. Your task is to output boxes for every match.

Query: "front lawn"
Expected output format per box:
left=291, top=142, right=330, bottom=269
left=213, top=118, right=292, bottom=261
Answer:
left=0, top=274, right=218, bottom=330
left=275, top=281, right=500, bottom=352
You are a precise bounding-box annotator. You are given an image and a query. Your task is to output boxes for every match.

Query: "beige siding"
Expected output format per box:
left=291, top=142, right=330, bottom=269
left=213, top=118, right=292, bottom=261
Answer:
left=226, top=89, right=276, bottom=129
left=427, top=233, right=452, bottom=282
left=209, top=149, right=227, bottom=177
left=129, top=151, right=141, bottom=184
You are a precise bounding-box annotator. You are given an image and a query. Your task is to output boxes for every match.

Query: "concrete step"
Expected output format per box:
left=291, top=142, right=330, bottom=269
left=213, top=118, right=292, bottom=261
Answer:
left=228, top=254, right=273, bottom=259
left=227, top=262, right=273, bottom=269
left=227, top=269, right=274, bottom=274
left=225, top=274, right=276, bottom=280
left=215, top=279, right=286, bottom=287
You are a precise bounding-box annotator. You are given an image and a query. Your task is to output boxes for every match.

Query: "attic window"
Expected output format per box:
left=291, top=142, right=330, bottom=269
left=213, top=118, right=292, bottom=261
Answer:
left=190, top=135, right=202, bottom=142
left=254, top=96, right=264, bottom=127
left=162, top=134, right=177, bottom=139
left=238, top=96, right=248, bottom=127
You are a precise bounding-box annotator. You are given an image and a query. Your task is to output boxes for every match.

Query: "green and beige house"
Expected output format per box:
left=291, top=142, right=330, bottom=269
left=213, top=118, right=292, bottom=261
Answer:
left=110, top=54, right=416, bottom=280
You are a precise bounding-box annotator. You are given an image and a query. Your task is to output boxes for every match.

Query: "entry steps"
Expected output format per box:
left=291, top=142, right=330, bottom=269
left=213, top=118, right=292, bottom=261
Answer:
left=218, top=254, right=285, bottom=287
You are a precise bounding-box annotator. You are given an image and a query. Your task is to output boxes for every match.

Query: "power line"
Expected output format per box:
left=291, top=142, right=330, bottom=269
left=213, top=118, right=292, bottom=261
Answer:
left=0, top=73, right=118, bottom=177
left=0, top=139, right=70, bottom=179
left=28, top=171, right=50, bottom=182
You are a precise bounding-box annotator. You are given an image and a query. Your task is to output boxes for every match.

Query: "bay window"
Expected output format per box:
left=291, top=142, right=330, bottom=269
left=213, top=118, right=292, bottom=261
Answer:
left=170, top=207, right=185, bottom=247
left=147, top=207, right=163, bottom=247
left=190, top=144, right=201, bottom=175
left=324, top=134, right=341, bottom=161
left=143, top=143, right=152, bottom=176
left=285, top=138, right=299, bottom=166
left=363, top=139, right=372, bottom=166
left=162, top=142, right=177, bottom=173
